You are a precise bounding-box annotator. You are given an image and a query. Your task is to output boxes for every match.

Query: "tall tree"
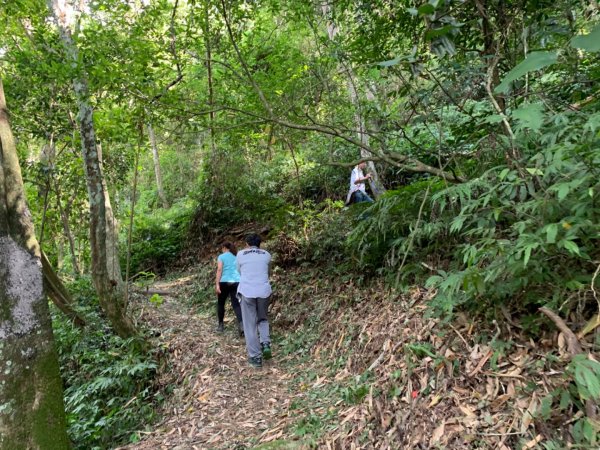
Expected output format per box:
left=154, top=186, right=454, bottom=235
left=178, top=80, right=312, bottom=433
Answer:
left=147, top=123, right=169, bottom=209
left=0, top=78, right=69, bottom=450
left=320, top=1, right=386, bottom=198
left=202, top=0, right=220, bottom=190
left=46, top=0, right=136, bottom=338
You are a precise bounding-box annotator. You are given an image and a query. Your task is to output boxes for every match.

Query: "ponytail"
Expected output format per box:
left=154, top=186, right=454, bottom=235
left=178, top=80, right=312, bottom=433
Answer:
left=222, top=241, right=237, bottom=256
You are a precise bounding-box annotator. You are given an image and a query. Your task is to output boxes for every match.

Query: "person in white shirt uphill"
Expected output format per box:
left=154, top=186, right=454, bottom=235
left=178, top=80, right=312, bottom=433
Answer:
left=346, top=162, right=374, bottom=204
left=236, top=233, right=272, bottom=368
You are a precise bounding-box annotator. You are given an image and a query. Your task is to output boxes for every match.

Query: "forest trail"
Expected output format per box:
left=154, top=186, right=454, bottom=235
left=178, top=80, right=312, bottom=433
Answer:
left=118, top=274, right=305, bottom=450
left=113, top=265, right=577, bottom=450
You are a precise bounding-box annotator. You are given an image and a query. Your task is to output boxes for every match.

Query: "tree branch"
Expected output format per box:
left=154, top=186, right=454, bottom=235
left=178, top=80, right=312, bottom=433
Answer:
left=540, top=307, right=583, bottom=355
left=150, top=0, right=184, bottom=104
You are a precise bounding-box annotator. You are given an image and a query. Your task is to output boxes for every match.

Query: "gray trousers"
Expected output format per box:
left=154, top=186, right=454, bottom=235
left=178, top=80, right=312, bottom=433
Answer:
left=239, top=294, right=270, bottom=359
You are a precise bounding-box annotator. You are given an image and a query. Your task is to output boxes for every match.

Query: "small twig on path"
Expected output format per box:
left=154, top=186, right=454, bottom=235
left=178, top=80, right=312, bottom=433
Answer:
left=468, top=349, right=493, bottom=377
left=497, top=415, right=519, bottom=449
left=448, top=323, right=471, bottom=350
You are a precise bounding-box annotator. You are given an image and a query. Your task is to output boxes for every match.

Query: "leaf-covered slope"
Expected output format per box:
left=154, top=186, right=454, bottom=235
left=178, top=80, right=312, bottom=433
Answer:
left=119, top=252, right=599, bottom=449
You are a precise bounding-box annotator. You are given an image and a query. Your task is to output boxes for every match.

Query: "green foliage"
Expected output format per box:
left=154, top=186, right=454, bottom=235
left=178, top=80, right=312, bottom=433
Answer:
left=148, top=293, right=164, bottom=307
left=568, top=355, right=600, bottom=403
left=271, top=199, right=354, bottom=269
left=495, top=51, right=559, bottom=94
left=52, top=277, right=159, bottom=449
left=424, top=105, right=600, bottom=321
left=189, top=154, right=282, bottom=236
left=341, top=380, right=371, bottom=405
left=571, top=23, right=600, bottom=52
left=347, top=26, right=600, bottom=325
left=535, top=356, right=600, bottom=447
left=125, top=200, right=194, bottom=275
left=347, top=179, right=448, bottom=279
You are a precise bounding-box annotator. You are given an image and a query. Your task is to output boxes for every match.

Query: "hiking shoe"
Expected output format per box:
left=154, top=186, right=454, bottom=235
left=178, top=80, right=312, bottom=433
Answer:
left=261, top=343, right=272, bottom=360
left=248, top=356, right=263, bottom=368
left=216, top=323, right=224, bottom=333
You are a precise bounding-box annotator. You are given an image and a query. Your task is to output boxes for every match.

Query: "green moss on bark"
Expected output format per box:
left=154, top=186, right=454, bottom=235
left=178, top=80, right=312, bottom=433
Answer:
left=0, top=330, right=70, bottom=450
left=0, top=247, right=69, bottom=450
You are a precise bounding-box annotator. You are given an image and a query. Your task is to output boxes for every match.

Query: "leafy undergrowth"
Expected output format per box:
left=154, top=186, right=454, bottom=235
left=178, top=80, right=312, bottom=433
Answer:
left=53, top=277, right=160, bottom=450
left=115, top=249, right=599, bottom=449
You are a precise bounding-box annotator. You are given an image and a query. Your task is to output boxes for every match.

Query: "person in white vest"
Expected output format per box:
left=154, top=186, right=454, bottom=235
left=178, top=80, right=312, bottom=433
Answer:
left=236, top=233, right=273, bottom=368
left=346, top=162, right=374, bottom=204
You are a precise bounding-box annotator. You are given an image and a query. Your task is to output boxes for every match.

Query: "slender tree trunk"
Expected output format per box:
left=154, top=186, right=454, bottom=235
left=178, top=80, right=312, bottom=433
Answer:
left=321, top=3, right=386, bottom=198
left=146, top=123, right=169, bottom=208
left=204, top=3, right=217, bottom=158
left=55, top=180, right=81, bottom=275
left=96, top=142, right=124, bottom=285
left=203, top=0, right=222, bottom=197
left=0, top=78, right=70, bottom=450
left=475, top=0, right=505, bottom=111
left=41, top=139, right=81, bottom=275
left=47, top=0, right=136, bottom=338
left=41, top=250, right=85, bottom=327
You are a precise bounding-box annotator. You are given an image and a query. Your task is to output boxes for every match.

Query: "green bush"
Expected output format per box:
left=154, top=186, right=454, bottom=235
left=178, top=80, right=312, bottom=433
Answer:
left=272, top=199, right=354, bottom=269
left=124, top=200, right=194, bottom=275
left=347, top=179, right=450, bottom=280
left=425, top=106, right=600, bottom=321
left=347, top=103, right=600, bottom=329
left=188, top=156, right=284, bottom=238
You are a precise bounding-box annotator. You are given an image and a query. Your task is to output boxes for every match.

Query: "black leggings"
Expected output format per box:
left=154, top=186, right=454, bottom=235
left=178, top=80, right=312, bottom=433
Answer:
left=217, top=282, right=242, bottom=324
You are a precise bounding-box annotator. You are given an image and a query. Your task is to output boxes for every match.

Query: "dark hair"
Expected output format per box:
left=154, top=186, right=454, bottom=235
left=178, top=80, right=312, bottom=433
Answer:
left=222, top=241, right=237, bottom=256
left=245, top=233, right=261, bottom=247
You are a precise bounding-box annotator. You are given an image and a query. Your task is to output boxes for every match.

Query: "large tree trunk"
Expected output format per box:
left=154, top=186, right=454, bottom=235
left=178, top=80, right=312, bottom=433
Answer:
left=0, top=78, right=70, bottom=450
left=146, top=123, right=169, bottom=209
left=48, top=0, right=136, bottom=338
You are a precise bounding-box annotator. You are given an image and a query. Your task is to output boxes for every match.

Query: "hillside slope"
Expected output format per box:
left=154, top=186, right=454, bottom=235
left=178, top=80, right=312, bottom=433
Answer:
left=118, top=255, right=598, bottom=449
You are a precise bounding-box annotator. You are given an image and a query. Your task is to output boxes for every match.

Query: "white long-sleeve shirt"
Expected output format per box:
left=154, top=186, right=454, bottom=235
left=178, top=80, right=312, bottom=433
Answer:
left=349, top=166, right=367, bottom=194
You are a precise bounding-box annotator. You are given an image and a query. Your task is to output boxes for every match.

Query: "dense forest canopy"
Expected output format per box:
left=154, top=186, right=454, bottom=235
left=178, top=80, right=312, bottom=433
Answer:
left=0, top=0, right=599, bottom=448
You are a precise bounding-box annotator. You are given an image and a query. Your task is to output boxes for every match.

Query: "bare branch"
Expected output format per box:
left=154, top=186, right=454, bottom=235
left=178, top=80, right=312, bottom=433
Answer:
left=539, top=307, right=582, bottom=355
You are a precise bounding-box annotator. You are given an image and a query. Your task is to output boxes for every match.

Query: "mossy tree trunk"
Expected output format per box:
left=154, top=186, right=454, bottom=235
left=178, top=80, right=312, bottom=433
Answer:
left=47, top=0, right=136, bottom=338
left=0, top=78, right=70, bottom=450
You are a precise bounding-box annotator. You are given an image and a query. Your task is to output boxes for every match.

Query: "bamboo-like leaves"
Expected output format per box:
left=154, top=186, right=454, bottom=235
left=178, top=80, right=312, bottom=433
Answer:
left=495, top=51, right=558, bottom=94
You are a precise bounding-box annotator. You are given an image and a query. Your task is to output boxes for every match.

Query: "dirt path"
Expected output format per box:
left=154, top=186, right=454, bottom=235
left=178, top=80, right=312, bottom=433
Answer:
left=117, top=276, right=303, bottom=450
